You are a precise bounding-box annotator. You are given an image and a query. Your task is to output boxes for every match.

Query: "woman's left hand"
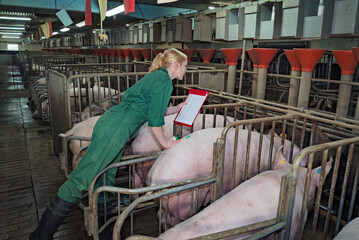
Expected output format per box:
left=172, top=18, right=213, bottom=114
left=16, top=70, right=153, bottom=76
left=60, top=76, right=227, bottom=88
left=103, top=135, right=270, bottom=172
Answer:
left=176, top=101, right=187, bottom=111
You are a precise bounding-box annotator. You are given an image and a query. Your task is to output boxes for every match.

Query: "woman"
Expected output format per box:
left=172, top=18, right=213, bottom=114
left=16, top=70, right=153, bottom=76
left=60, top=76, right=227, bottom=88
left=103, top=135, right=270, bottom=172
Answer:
left=30, top=48, right=188, bottom=239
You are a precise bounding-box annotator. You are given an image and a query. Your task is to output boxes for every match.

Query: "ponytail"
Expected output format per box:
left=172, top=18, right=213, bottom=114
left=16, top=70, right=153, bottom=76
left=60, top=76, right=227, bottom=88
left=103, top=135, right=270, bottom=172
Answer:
left=149, top=48, right=187, bottom=72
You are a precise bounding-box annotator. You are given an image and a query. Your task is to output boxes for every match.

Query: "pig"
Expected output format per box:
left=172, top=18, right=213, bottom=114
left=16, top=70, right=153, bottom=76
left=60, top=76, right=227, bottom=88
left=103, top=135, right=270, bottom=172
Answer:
left=147, top=127, right=301, bottom=227
left=334, top=217, right=359, bottom=240
left=158, top=150, right=332, bottom=240
left=132, top=114, right=235, bottom=187
left=36, top=77, right=46, bottom=85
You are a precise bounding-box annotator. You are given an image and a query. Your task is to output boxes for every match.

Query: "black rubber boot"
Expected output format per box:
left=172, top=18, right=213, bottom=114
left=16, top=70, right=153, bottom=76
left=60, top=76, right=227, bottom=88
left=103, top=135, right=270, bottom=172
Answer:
left=29, top=195, right=73, bottom=240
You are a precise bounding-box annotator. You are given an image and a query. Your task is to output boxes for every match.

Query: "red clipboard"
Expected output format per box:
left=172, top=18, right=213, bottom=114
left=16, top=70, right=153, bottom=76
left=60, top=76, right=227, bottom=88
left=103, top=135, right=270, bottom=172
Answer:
left=174, top=89, right=209, bottom=127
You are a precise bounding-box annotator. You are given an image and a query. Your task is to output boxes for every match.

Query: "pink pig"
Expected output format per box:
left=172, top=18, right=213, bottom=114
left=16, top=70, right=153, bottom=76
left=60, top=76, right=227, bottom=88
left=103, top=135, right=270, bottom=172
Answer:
left=334, top=216, right=359, bottom=240
left=158, top=151, right=332, bottom=240
left=132, top=114, right=234, bottom=186
left=147, top=127, right=301, bottom=227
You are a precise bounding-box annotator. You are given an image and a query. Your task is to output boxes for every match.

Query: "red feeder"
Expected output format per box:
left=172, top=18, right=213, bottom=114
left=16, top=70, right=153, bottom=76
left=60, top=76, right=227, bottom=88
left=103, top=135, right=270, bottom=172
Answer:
left=130, top=49, right=142, bottom=60
left=284, top=50, right=301, bottom=71
left=247, top=49, right=260, bottom=68
left=122, top=49, right=132, bottom=59
left=140, top=48, right=152, bottom=61
left=198, top=49, right=216, bottom=63
left=153, top=49, right=165, bottom=56
left=293, top=49, right=326, bottom=72
left=352, top=47, right=359, bottom=64
left=252, top=48, right=279, bottom=69
left=332, top=50, right=358, bottom=75
left=108, top=49, right=117, bottom=58
left=115, top=49, right=123, bottom=58
left=179, top=49, right=196, bottom=62
left=221, top=48, right=243, bottom=66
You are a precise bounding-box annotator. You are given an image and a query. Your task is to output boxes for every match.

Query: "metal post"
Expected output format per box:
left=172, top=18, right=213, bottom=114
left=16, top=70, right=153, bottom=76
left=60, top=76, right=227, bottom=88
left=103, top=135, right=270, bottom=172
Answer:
left=288, top=70, right=301, bottom=107
left=355, top=94, right=359, bottom=121
left=336, top=74, right=353, bottom=118
left=297, top=71, right=313, bottom=109
left=227, top=65, right=236, bottom=94
left=256, top=67, right=268, bottom=100
left=239, top=39, right=246, bottom=95
left=252, top=67, right=259, bottom=98
left=125, top=57, right=130, bottom=72
left=173, top=123, right=183, bottom=137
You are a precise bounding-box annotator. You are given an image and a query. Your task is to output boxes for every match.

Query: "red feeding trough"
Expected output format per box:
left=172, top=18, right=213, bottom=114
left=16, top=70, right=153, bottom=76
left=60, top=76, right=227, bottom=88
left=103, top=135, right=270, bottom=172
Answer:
left=221, top=48, right=242, bottom=66
left=198, top=49, right=216, bottom=63
left=131, top=49, right=142, bottom=60
left=108, top=49, right=117, bottom=58
left=179, top=49, right=196, bottom=62
left=252, top=48, right=279, bottom=69
left=352, top=47, right=359, bottom=65
left=293, top=49, right=326, bottom=72
left=153, top=49, right=165, bottom=56
left=284, top=50, right=301, bottom=71
left=247, top=49, right=260, bottom=68
left=332, top=50, right=358, bottom=75
left=140, top=48, right=152, bottom=61
left=122, top=49, right=132, bottom=59
left=115, top=49, right=123, bottom=58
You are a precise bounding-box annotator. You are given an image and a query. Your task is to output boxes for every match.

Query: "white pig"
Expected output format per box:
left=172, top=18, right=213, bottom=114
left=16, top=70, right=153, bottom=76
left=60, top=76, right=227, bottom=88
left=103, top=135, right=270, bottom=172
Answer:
left=334, top=217, right=359, bottom=240
left=147, top=127, right=301, bottom=227
left=158, top=151, right=332, bottom=240
left=132, top=114, right=234, bottom=186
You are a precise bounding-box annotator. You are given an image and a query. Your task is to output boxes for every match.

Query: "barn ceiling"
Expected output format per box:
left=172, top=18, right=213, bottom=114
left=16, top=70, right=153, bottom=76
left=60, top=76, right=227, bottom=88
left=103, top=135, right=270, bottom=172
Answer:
left=0, top=0, right=237, bottom=43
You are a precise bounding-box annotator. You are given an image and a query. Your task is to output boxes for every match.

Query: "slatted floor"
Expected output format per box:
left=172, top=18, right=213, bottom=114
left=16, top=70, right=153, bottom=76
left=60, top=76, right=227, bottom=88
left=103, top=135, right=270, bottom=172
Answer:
left=0, top=65, right=90, bottom=239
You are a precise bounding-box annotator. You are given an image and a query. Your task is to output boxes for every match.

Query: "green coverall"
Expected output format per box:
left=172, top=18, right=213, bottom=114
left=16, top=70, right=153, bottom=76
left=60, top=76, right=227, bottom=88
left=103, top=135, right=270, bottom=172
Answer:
left=57, top=68, right=173, bottom=203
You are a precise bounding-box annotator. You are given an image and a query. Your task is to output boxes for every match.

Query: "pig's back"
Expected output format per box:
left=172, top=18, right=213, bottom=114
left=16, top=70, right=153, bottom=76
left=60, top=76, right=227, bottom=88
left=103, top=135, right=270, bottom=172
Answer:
left=159, top=168, right=290, bottom=240
left=147, top=128, right=224, bottom=185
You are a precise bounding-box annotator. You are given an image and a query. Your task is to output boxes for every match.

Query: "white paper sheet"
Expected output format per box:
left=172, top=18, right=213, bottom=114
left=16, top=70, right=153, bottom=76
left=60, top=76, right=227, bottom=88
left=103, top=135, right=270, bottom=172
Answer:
left=175, top=94, right=207, bottom=126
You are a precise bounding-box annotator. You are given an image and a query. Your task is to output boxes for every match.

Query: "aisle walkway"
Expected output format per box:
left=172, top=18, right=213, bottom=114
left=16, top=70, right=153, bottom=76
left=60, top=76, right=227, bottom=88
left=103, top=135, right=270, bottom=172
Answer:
left=0, top=65, right=90, bottom=239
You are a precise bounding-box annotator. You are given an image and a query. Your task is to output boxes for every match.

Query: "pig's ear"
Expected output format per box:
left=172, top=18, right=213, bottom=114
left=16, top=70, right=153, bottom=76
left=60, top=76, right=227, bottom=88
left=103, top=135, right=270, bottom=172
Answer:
left=311, top=157, right=333, bottom=187
left=267, top=127, right=279, bottom=137
left=168, top=102, right=173, bottom=107
left=274, top=146, right=291, bottom=170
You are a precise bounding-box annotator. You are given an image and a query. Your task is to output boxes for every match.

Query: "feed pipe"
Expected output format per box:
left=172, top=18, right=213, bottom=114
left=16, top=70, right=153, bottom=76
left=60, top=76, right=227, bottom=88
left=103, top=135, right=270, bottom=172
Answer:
left=284, top=50, right=302, bottom=107
left=247, top=49, right=260, bottom=98
left=294, top=49, right=326, bottom=109
left=332, top=50, right=358, bottom=118
left=252, top=48, right=279, bottom=100
left=221, top=48, right=242, bottom=94
left=122, top=49, right=132, bottom=72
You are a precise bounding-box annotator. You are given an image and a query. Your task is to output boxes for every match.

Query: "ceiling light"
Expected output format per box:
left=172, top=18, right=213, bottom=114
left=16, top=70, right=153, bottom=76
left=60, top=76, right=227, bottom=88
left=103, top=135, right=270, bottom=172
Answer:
left=41, top=36, right=45, bottom=39
left=126, top=23, right=130, bottom=27
left=106, top=4, right=125, bottom=17
left=1, top=36, right=20, bottom=39
left=60, top=27, right=70, bottom=32
left=208, top=6, right=215, bottom=10
left=0, top=16, right=31, bottom=21
left=0, top=26, right=25, bottom=30
left=0, top=31, right=22, bottom=35
left=76, top=21, right=85, bottom=27
left=52, top=31, right=58, bottom=35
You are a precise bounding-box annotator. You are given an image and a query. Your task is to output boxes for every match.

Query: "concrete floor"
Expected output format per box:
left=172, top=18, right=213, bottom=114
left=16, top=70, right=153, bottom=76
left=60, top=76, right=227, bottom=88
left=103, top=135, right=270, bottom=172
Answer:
left=0, top=65, right=91, bottom=239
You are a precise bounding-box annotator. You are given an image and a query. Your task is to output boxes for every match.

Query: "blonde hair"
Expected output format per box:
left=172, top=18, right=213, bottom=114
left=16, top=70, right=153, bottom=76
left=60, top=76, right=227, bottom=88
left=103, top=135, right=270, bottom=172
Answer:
left=149, top=48, right=187, bottom=72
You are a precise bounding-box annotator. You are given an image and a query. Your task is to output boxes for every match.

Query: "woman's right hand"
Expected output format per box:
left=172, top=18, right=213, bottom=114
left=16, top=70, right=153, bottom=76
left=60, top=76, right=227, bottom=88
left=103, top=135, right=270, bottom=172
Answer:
left=165, top=136, right=181, bottom=149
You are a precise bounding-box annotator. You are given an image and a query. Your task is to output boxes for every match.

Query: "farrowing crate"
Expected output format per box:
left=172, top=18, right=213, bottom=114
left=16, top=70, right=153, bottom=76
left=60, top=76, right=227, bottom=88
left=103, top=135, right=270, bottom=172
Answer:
left=81, top=96, right=359, bottom=240
left=48, top=66, right=227, bottom=155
